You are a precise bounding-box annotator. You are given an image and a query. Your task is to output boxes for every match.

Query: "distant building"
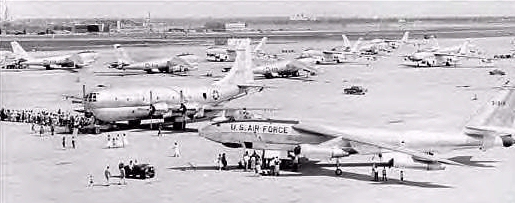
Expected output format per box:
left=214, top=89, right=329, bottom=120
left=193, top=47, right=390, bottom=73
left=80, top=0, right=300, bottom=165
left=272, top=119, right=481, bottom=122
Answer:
left=72, top=24, right=102, bottom=33
left=289, top=13, right=317, bottom=21
left=224, top=22, right=247, bottom=32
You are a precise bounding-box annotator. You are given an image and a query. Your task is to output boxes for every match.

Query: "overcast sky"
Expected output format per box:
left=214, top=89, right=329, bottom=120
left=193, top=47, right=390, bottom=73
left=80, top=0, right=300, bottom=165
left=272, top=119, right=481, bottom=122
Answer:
left=4, top=0, right=515, bottom=19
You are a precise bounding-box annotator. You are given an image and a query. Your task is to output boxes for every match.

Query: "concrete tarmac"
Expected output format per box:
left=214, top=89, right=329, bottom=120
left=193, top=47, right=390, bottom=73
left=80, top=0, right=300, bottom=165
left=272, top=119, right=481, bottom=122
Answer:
left=1, top=36, right=515, bottom=203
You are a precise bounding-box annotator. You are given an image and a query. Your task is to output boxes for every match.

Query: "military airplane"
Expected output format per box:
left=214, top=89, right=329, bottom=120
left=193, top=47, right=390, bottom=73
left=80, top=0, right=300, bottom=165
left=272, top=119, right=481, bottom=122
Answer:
left=252, top=59, right=318, bottom=79
left=76, top=39, right=266, bottom=132
left=401, top=39, right=494, bottom=67
left=9, top=41, right=98, bottom=71
left=298, top=35, right=377, bottom=65
left=356, top=31, right=410, bottom=54
left=207, top=37, right=268, bottom=62
left=199, top=86, right=515, bottom=176
left=105, top=44, right=199, bottom=75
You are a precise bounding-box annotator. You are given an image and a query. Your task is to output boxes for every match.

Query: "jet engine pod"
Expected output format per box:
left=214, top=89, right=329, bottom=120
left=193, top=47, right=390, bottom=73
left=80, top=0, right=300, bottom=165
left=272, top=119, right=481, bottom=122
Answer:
left=500, top=135, right=514, bottom=147
left=385, top=153, right=445, bottom=171
left=295, top=144, right=349, bottom=159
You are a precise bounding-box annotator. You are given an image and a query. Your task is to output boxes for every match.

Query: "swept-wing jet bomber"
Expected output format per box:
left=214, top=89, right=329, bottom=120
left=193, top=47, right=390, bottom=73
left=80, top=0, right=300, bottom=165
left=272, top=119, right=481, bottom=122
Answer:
left=9, top=41, right=98, bottom=71
left=106, top=44, right=198, bottom=75
left=199, top=87, right=515, bottom=176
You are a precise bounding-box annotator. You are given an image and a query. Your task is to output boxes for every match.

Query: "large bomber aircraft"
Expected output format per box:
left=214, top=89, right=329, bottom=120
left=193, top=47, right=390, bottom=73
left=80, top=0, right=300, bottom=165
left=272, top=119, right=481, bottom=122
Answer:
left=402, top=38, right=494, bottom=67
left=219, top=37, right=318, bottom=79
left=356, top=31, right=410, bottom=54
left=207, top=37, right=267, bottom=62
left=79, top=39, right=266, bottom=131
left=252, top=59, right=318, bottom=79
left=106, top=44, right=199, bottom=75
left=10, top=41, right=98, bottom=71
left=199, top=86, right=515, bottom=176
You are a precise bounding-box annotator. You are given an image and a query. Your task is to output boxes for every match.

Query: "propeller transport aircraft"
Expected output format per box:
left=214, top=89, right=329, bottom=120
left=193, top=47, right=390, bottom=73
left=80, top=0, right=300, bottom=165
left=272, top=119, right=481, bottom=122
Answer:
left=9, top=41, right=98, bottom=71
left=75, top=38, right=267, bottom=133
left=199, top=86, right=515, bottom=177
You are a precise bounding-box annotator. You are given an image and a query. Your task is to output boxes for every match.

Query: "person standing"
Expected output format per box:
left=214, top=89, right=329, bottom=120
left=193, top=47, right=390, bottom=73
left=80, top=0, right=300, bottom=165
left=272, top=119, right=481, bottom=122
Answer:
left=172, top=142, right=180, bottom=157
left=157, top=124, right=162, bottom=136
left=104, top=165, right=111, bottom=186
left=39, top=125, right=44, bottom=136
left=71, top=136, right=76, bottom=149
left=50, top=124, right=55, bottom=136
left=371, top=164, right=377, bottom=181
left=242, top=152, right=250, bottom=172
left=221, top=153, right=228, bottom=170
left=382, top=166, right=387, bottom=181
left=62, top=136, right=66, bottom=149
left=216, top=154, right=222, bottom=171
left=255, top=155, right=262, bottom=174
left=119, top=163, right=126, bottom=185
left=87, top=174, right=94, bottom=187
left=400, top=170, right=404, bottom=182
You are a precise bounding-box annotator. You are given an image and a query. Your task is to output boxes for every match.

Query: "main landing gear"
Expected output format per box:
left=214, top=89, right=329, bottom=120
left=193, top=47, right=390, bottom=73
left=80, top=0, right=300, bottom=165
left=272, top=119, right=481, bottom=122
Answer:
left=335, top=158, right=343, bottom=176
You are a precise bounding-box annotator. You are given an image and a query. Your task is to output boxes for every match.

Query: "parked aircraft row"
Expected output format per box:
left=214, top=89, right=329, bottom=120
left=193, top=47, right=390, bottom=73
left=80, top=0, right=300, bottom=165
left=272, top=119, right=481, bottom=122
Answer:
left=5, top=34, right=506, bottom=180
left=2, top=41, right=98, bottom=71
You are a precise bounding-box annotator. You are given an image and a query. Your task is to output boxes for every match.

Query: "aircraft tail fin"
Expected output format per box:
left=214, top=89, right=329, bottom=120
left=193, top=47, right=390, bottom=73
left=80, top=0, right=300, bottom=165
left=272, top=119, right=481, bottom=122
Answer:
left=457, top=40, right=470, bottom=55
left=214, top=38, right=253, bottom=86
left=401, top=31, right=409, bottom=43
left=10, top=41, right=30, bottom=60
left=113, top=44, right=134, bottom=64
left=253, top=37, right=267, bottom=54
left=342, top=34, right=352, bottom=50
left=465, top=87, right=515, bottom=132
left=351, top=37, right=363, bottom=53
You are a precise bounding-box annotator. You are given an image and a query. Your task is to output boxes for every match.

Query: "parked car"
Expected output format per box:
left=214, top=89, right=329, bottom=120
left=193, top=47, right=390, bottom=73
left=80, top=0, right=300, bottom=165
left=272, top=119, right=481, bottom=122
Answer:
left=123, top=163, right=156, bottom=179
left=344, top=86, right=367, bottom=95
left=489, top=69, right=506, bottom=75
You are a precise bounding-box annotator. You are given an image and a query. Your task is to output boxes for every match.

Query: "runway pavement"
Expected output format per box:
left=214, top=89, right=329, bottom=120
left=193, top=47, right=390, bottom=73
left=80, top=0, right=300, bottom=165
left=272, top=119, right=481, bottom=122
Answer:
left=1, top=36, right=515, bottom=203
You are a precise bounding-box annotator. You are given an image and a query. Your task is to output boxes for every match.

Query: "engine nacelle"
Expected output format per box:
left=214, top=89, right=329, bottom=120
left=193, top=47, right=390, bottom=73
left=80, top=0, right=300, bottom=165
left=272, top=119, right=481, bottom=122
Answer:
left=150, top=102, right=169, bottom=115
left=385, top=153, right=445, bottom=171
left=500, top=135, right=514, bottom=147
left=295, top=144, right=349, bottom=159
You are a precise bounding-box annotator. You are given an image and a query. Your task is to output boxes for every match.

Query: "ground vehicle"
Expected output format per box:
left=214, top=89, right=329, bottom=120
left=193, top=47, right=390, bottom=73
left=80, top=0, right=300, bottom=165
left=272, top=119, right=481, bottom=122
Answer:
left=489, top=69, right=506, bottom=75
left=344, top=86, right=367, bottom=95
left=124, top=164, right=156, bottom=179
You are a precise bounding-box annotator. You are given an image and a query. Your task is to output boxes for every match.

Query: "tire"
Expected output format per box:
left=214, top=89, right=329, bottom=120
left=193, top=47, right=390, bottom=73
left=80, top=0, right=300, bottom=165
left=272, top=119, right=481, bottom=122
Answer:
left=335, top=169, right=343, bottom=176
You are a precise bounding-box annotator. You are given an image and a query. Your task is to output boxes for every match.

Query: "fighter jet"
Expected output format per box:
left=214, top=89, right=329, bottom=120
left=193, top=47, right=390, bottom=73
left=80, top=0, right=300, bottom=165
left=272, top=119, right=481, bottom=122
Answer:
left=401, top=39, right=494, bottom=67
left=106, top=44, right=198, bottom=75
left=10, top=41, right=98, bottom=71
left=78, top=39, right=266, bottom=131
left=199, top=86, right=515, bottom=176
left=206, top=37, right=268, bottom=62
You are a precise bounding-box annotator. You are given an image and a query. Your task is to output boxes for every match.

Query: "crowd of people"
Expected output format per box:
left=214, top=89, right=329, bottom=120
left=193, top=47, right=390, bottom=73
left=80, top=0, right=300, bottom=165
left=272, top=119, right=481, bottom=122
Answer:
left=0, top=108, right=94, bottom=134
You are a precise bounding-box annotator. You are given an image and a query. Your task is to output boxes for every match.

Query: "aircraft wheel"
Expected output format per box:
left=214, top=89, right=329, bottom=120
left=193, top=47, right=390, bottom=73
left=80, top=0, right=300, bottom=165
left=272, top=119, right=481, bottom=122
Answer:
left=94, top=127, right=101, bottom=134
left=335, top=168, right=343, bottom=176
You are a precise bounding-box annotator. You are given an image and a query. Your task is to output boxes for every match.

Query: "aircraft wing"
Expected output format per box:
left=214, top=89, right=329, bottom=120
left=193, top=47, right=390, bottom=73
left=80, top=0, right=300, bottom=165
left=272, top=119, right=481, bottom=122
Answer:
left=292, top=123, right=464, bottom=166
left=433, top=52, right=491, bottom=60
left=288, top=60, right=317, bottom=73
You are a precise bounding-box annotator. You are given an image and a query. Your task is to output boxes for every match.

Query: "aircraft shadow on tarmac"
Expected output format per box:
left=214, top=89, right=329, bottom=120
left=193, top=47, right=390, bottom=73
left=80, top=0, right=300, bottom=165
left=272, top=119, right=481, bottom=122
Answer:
left=167, top=161, right=452, bottom=188
left=254, top=76, right=316, bottom=82
left=448, top=156, right=498, bottom=168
